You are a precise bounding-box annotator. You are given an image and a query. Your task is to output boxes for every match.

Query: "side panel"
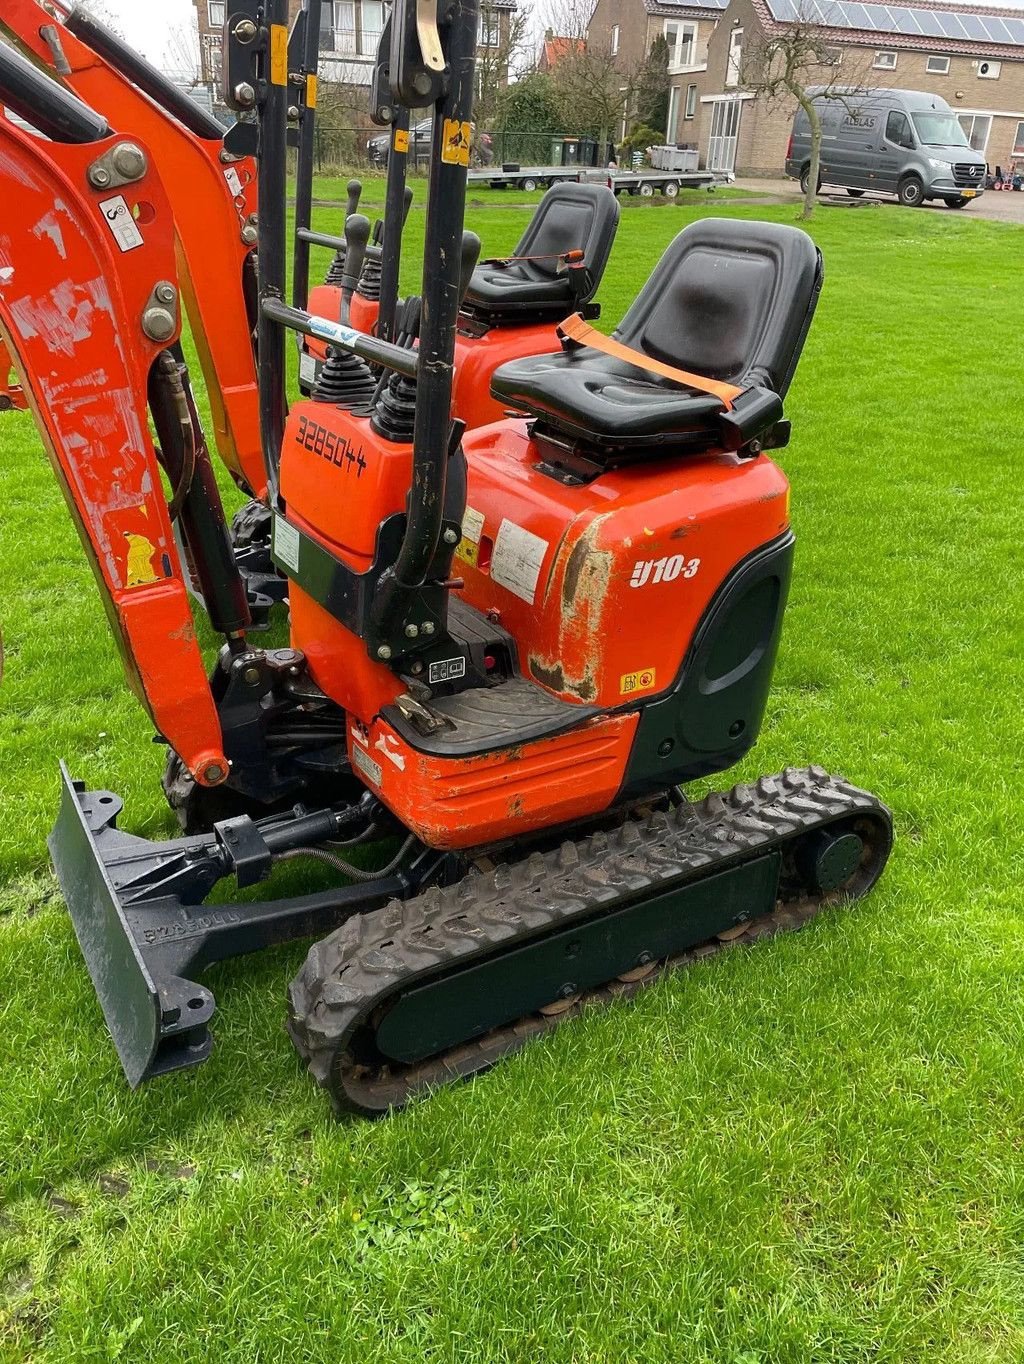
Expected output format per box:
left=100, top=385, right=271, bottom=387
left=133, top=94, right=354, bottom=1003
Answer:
left=0, top=117, right=226, bottom=779
left=456, top=421, right=792, bottom=713
left=452, top=320, right=563, bottom=429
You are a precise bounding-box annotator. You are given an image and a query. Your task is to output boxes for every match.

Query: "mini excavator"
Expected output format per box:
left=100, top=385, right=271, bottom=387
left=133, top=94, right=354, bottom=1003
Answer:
left=0, top=0, right=892, bottom=1118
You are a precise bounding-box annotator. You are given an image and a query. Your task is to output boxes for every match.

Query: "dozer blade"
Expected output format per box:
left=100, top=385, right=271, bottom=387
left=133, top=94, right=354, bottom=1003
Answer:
left=49, top=764, right=214, bottom=1087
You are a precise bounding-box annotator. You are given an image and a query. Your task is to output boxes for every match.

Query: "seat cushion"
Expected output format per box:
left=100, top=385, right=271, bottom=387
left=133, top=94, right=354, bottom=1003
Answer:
left=464, top=261, right=575, bottom=311
left=491, top=348, right=723, bottom=447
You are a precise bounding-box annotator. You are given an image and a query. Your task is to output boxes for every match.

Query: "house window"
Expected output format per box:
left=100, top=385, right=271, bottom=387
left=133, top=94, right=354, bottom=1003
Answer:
left=201, top=32, right=223, bottom=83
left=664, top=20, right=696, bottom=68
left=725, top=27, right=743, bottom=86
left=957, top=112, right=991, bottom=152
left=479, top=8, right=500, bottom=48
left=610, top=24, right=619, bottom=55
left=873, top=51, right=897, bottom=68
left=1014, top=120, right=1024, bottom=155
left=207, top=1, right=225, bottom=25
left=666, top=86, right=680, bottom=141
left=685, top=82, right=697, bottom=118
left=926, top=55, right=950, bottom=74
left=332, top=0, right=383, bottom=57
left=821, top=47, right=842, bottom=65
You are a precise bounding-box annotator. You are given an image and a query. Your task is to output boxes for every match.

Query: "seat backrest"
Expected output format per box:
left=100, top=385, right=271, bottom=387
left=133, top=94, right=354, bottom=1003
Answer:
left=507, top=182, right=620, bottom=289
left=614, top=218, right=823, bottom=398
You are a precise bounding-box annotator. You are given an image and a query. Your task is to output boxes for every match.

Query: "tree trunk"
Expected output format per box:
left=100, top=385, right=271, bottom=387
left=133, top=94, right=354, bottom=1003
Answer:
left=798, top=93, right=822, bottom=221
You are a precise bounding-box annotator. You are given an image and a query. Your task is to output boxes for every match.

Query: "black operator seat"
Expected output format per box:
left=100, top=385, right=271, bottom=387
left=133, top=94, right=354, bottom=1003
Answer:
left=460, top=182, right=620, bottom=324
left=489, top=218, right=824, bottom=457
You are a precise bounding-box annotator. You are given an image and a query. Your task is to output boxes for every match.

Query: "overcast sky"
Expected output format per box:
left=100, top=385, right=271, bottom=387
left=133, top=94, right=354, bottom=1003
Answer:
left=98, top=0, right=1024, bottom=75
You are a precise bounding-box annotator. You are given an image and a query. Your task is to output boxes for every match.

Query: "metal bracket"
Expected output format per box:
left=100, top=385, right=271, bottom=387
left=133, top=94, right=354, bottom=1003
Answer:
left=86, top=140, right=148, bottom=191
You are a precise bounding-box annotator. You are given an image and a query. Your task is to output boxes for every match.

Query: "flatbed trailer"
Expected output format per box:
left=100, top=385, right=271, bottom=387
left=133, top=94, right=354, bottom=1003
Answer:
left=469, top=164, right=732, bottom=196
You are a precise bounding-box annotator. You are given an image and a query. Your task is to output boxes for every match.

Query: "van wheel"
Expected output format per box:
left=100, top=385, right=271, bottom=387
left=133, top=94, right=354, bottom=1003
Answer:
left=944, top=196, right=970, bottom=209
left=799, top=166, right=821, bottom=196
left=847, top=188, right=865, bottom=197
left=897, top=175, right=924, bottom=207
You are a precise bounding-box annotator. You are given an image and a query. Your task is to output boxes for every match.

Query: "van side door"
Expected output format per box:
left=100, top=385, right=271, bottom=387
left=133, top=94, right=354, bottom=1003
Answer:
left=832, top=106, right=880, bottom=190
left=878, top=109, right=915, bottom=192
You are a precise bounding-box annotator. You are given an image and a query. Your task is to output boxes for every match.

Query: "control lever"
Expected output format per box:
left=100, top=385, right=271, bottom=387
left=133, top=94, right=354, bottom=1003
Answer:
left=340, top=214, right=371, bottom=325
left=457, top=231, right=482, bottom=310
left=345, top=178, right=363, bottom=220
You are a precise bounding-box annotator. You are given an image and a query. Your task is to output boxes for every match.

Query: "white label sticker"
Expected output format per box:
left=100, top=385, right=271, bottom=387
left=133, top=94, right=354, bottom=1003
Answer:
left=273, top=515, right=301, bottom=573
left=98, top=195, right=144, bottom=253
left=428, top=657, right=467, bottom=685
left=299, top=350, right=318, bottom=386
left=461, top=506, right=485, bottom=545
left=224, top=167, right=244, bottom=197
left=352, top=742, right=383, bottom=788
left=491, top=519, right=549, bottom=605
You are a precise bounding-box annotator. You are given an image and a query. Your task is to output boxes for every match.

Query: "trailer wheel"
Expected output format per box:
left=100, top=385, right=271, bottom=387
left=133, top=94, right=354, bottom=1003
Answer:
left=663, top=180, right=679, bottom=198
left=639, top=182, right=655, bottom=197
left=522, top=177, right=538, bottom=191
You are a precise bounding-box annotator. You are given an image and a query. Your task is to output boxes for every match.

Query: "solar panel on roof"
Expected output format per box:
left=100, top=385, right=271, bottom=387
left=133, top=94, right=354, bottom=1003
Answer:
left=765, top=0, right=1024, bottom=46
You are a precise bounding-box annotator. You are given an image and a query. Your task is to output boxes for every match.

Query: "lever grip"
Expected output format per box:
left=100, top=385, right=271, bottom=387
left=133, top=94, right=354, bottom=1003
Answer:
left=402, top=185, right=414, bottom=225
left=345, top=179, right=363, bottom=218
left=340, top=214, right=372, bottom=321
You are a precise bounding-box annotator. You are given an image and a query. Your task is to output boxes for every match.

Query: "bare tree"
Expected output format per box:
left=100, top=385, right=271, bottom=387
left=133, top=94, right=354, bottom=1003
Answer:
left=546, top=0, right=637, bottom=158
left=69, top=0, right=124, bottom=37
left=475, top=7, right=533, bottom=127
left=740, top=13, right=871, bottom=219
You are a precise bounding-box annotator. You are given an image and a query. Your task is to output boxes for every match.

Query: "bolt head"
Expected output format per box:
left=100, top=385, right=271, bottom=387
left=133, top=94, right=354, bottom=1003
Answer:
left=288, top=105, right=300, bottom=121
left=377, top=645, right=393, bottom=661
left=421, top=621, right=436, bottom=636
left=411, top=661, right=424, bottom=675
left=241, top=225, right=258, bottom=246
left=142, top=307, right=176, bottom=342
left=234, top=18, right=258, bottom=41
left=404, top=624, right=420, bottom=639
left=443, top=528, right=459, bottom=545
left=155, top=283, right=176, bottom=305
left=89, top=166, right=111, bottom=187
left=112, top=143, right=146, bottom=181
left=203, top=763, right=226, bottom=784
left=234, top=82, right=256, bottom=107
left=243, top=666, right=261, bottom=686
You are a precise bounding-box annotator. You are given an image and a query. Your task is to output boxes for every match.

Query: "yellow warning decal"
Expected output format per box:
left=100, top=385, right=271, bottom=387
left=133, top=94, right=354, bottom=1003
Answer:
left=620, top=667, right=657, bottom=697
left=456, top=506, right=484, bottom=567
left=270, top=24, right=288, bottom=86
left=456, top=538, right=479, bottom=568
left=306, top=73, right=318, bottom=109
left=394, top=128, right=410, bottom=154
left=124, top=533, right=159, bottom=587
left=441, top=118, right=472, bottom=167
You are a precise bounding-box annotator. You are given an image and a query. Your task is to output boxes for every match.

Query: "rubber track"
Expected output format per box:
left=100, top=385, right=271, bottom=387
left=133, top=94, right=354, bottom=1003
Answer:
left=287, top=766, right=892, bottom=1116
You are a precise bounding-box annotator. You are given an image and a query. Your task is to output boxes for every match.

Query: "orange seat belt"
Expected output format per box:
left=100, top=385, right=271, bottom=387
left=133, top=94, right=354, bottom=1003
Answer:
left=556, top=313, right=743, bottom=411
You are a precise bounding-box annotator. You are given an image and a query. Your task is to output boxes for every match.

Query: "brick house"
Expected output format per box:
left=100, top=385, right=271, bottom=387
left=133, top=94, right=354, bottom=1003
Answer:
left=194, top=1, right=517, bottom=105
left=584, top=0, right=727, bottom=142
left=688, top=0, right=1024, bottom=174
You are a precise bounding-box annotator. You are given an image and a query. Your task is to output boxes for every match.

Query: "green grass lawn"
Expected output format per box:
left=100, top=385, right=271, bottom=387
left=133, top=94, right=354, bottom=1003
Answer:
left=3, top=190, right=1024, bottom=1363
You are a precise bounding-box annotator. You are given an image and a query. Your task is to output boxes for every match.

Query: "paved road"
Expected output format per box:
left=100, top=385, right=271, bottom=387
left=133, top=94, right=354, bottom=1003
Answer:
left=732, top=175, right=1024, bottom=223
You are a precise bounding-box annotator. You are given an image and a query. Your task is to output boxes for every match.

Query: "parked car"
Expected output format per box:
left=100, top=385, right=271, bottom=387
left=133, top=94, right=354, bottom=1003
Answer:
left=366, top=118, right=432, bottom=169
left=785, top=88, right=987, bottom=209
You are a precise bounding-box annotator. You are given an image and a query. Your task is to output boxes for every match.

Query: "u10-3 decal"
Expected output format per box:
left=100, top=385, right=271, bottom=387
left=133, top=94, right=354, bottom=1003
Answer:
left=630, top=555, right=701, bottom=588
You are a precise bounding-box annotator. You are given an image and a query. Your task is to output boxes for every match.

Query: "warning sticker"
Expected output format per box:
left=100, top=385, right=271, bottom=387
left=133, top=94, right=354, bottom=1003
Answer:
left=491, top=519, right=548, bottom=605
left=441, top=118, right=472, bottom=167
left=299, top=350, right=318, bottom=387
left=270, top=23, right=288, bottom=85
left=393, top=128, right=410, bottom=154
left=620, top=668, right=657, bottom=697
left=273, top=515, right=301, bottom=574
left=429, top=657, right=467, bottom=686
left=456, top=506, right=485, bottom=567
left=306, top=74, right=318, bottom=109
left=223, top=166, right=243, bottom=198
left=98, top=195, right=144, bottom=253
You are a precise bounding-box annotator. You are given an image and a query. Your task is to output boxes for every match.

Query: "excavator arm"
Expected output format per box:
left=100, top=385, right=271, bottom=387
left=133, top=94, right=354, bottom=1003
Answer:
left=0, top=58, right=228, bottom=784
left=0, top=0, right=265, bottom=496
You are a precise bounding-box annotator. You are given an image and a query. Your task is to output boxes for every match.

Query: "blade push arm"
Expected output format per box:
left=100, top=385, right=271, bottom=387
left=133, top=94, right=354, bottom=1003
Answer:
left=0, top=70, right=228, bottom=785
